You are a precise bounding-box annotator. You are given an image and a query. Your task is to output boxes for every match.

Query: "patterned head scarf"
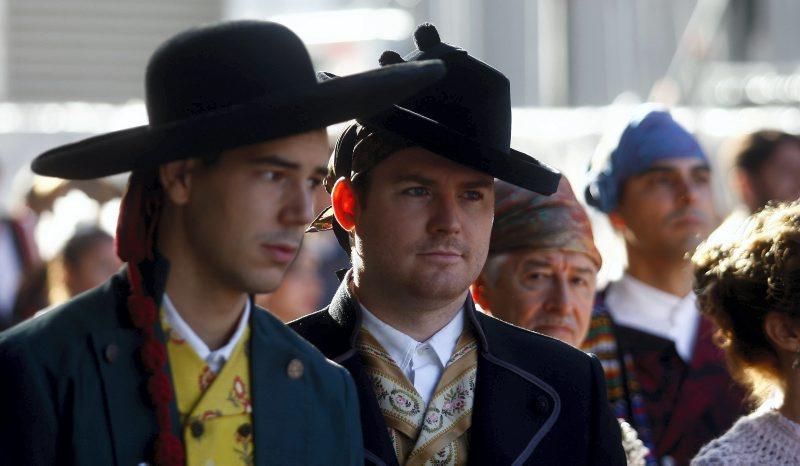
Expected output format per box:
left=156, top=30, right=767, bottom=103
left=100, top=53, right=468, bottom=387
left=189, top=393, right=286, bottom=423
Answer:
left=585, top=108, right=708, bottom=213
left=490, top=178, right=602, bottom=268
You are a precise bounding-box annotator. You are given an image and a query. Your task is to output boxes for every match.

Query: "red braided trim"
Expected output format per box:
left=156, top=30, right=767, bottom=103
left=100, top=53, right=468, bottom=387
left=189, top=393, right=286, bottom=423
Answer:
left=119, top=172, right=184, bottom=466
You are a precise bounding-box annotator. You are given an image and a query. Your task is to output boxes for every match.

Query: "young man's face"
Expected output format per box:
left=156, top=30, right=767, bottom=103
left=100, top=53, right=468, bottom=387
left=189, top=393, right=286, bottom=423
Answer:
left=474, top=249, right=598, bottom=347
left=611, top=157, right=716, bottom=260
left=746, top=141, right=800, bottom=211
left=352, top=147, right=495, bottom=305
left=171, top=129, right=329, bottom=295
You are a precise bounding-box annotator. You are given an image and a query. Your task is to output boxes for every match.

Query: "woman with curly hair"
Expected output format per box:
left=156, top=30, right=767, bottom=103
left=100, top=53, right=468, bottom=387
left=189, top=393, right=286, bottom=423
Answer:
left=692, top=200, right=800, bottom=465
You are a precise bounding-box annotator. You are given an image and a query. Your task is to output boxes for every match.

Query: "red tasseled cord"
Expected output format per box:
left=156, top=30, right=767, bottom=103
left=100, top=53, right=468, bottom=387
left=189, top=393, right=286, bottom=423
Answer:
left=116, top=171, right=185, bottom=466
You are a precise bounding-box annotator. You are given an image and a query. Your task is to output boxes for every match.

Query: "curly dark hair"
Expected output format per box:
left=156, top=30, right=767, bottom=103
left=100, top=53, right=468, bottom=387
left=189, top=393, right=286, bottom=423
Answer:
left=693, top=200, right=800, bottom=403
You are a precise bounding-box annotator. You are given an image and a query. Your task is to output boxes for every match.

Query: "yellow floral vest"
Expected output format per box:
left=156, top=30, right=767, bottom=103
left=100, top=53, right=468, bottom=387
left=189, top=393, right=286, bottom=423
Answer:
left=162, top=310, right=254, bottom=466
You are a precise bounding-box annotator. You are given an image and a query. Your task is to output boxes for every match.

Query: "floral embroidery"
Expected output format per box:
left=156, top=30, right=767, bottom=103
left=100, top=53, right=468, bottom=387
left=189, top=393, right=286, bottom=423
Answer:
left=199, top=366, right=216, bottom=391
left=200, top=410, right=222, bottom=421
left=423, top=408, right=444, bottom=433
left=389, top=388, right=421, bottom=416
left=233, top=423, right=254, bottom=466
left=427, top=442, right=455, bottom=465
left=227, top=376, right=252, bottom=413
left=441, top=385, right=469, bottom=417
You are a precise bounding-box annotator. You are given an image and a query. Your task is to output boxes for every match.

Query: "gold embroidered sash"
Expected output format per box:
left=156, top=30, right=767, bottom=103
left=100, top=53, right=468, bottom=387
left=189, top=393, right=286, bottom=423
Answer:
left=358, top=327, right=478, bottom=466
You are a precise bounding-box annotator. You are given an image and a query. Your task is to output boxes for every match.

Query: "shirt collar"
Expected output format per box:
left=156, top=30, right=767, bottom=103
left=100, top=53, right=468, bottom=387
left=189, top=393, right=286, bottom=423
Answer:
left=162, top=293, right=251, bottom=372
left=359, top=303, right=465, bottom=369
left=606, top=273, right=699, bottom=361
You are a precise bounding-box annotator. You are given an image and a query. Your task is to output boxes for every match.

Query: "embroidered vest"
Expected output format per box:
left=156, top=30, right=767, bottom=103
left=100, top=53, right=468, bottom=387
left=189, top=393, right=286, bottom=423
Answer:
left=358, top=328, right=478, bottom=466
left=162, top=310, right=255, bottom=466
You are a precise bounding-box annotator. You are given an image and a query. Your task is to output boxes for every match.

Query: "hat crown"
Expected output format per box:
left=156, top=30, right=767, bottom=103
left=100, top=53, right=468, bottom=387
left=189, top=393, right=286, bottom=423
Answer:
left=397, top=24, right=511, bottom=152
left=145, top=21, right=316, bottom=125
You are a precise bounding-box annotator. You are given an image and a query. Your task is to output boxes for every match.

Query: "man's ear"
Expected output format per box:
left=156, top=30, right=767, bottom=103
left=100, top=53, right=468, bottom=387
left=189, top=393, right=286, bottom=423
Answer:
left=607, top=210, right=627, bottom=232
left=159, top=159, right=197, bottom=205
left=764, top=312, right=800, bottom=355
left=470, top=274, right=492, bottom=315
left=331, top=177, right=358, bottom=232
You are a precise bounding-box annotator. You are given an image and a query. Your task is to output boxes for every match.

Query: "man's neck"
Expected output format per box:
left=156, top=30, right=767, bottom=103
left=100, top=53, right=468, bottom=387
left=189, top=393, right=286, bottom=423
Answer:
left=780, top=363, right=800, bottom=424
left=352, top=275, right=467, bottom=342
left=625, top=249, right=694, bottom=297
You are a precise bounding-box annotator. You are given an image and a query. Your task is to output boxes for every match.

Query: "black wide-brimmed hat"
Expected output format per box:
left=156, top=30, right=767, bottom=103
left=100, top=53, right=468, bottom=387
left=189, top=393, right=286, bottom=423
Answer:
left=31, top=20, right=446, bottom=179
left=332, top=23, right=560, bottom=195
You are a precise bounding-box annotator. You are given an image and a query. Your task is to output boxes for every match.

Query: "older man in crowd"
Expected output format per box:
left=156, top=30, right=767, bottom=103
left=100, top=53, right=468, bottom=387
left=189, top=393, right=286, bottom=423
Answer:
left=472, top=178, right=649, bottom=465
left=581, top=108, right=747, bottom=466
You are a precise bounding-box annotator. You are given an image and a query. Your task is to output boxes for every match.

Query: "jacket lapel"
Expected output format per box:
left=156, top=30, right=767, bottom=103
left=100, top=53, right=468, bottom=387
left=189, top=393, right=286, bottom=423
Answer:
left=465, top=301, right=560, bottom=466
left=89, top=273, right=161, bottom=466
left=326, top=275, right=398, bottom=466
left=250, top=308, right=310, bottom=466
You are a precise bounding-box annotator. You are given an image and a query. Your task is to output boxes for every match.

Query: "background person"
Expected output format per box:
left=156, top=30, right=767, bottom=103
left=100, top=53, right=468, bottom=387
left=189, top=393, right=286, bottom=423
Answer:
left=473, top=177, right=649, bottom=466
left=692, top=200, right=800, bottom=465
left=582, top=108, right=747, bottom=465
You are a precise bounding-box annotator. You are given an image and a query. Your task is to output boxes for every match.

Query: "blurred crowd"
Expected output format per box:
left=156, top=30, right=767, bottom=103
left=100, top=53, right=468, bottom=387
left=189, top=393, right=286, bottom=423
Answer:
left=2, top=18, right=800, bottom=466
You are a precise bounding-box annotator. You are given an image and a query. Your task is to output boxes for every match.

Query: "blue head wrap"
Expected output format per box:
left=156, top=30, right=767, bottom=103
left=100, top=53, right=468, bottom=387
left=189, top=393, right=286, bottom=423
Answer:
left=585, top=109, right=708, bottom=213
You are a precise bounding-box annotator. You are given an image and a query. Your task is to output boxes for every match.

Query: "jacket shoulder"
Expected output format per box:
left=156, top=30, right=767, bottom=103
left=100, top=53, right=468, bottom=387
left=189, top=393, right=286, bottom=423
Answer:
left=476, top=311, right=598, bottom=375
left=0, top=273, right=125, bottom=360
left=253, top=307, right=349, bottom=378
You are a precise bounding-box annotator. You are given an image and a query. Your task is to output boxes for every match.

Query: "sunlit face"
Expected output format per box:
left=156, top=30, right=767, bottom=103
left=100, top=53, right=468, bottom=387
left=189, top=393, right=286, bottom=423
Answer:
left=612, top=157, right=716, bottom=260
left=176, top=130, right=329, bottom=294
left=476, top=249, right=598, bottom=347
left=352, top=148, right=495, bottom=306
left=749, top=142, right=800, bottom=209
left=65, top=238, right=122, bottom=296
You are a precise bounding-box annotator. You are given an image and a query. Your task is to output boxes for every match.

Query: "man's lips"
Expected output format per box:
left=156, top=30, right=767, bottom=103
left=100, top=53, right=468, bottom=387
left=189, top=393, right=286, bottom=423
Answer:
left=261, top=243, right=299, bottom=263
left=417, top=249, right=463, bottom=262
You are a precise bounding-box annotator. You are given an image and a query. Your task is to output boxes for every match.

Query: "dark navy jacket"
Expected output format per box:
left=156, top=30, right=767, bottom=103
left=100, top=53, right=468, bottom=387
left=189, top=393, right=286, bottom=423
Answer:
left=0, top=267, right=363, bottom=466
left=291, top=273, right=626, bottom=466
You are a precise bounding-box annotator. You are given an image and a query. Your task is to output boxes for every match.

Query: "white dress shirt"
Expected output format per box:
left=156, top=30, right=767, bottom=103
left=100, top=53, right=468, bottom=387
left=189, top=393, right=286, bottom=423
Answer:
left=360, top=304, right=464, bottom=406
left=162, top=294, right=251, bottom=373
left=605, top=273, right=700, bottom=362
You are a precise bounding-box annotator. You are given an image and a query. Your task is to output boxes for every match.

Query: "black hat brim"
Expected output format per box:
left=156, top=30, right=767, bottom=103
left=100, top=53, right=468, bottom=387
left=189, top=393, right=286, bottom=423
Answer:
left=357, top=104, right=560, bottom=195
left=32, top=60, right=446, bottom=179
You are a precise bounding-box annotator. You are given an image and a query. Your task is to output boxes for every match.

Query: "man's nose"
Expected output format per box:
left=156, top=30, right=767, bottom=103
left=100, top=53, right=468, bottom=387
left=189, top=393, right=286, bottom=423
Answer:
left=428, top=193, right=462, bottom=235
left=280, top=181, right=314, bottom=226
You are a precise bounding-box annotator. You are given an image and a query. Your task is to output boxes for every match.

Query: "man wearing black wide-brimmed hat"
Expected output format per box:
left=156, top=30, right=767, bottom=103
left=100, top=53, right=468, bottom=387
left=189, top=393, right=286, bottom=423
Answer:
left=291, top=24, right=626, bottom=465
left=0, top=20, right=444, bottom=466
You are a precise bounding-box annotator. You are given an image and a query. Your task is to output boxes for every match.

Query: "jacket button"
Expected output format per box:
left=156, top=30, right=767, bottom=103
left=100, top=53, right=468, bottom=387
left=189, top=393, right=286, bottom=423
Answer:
left=287, top=358, right=304, bottom=379
left=533, top=395, right=550, bottom=414
left=104, top=344, right=118, bottom=363
left=190, top=420, right=204, bottom=438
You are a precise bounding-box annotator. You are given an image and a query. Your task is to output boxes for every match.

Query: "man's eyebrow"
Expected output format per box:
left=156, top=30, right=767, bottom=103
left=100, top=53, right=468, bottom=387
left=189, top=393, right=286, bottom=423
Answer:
left=521, top=258, right=552, bottom=269
left=391, top=173, right=436, bottom=185
left=462, top=178, right=495, bottom=189
left=248, top=154, right=300, bottom=169
left=572, top=266, right=597, bottom=275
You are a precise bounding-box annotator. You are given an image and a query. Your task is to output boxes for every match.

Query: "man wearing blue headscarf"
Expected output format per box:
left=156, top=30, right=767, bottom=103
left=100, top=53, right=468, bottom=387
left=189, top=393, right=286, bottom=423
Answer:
left=581, top=108, right=747, bottom=466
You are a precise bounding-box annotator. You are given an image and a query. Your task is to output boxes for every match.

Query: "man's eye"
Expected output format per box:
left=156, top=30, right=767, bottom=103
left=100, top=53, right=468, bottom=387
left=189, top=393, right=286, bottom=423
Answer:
left=403, top=187, right=429, bottom=197
left=570, top=276, right=588, bottom=287
left=307, top=177, right=323, bottom=189
left=526, top=272, right=546, bottom=281
left=261, top=170, right=284, bottom=181
left=463, top=190, right=484, bottom=201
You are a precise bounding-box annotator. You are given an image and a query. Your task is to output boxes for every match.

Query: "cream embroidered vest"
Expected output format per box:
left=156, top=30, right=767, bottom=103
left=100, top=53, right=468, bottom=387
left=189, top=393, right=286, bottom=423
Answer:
left=358, top=327, right=478, bottom=466
left=162, top=310, right=255, bottom=466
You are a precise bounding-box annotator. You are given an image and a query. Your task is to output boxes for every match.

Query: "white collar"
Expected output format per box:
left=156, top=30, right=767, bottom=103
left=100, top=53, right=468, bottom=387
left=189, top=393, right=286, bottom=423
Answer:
left=605, top=273, right=699, bottom=362
left=161, top=294, right=251, bottom=373
left=359, top=303, right=465, bottom=370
